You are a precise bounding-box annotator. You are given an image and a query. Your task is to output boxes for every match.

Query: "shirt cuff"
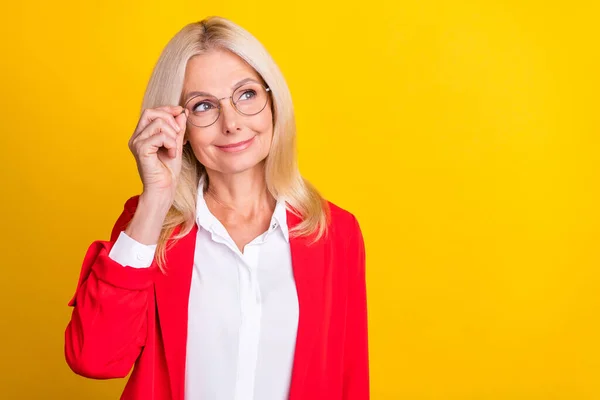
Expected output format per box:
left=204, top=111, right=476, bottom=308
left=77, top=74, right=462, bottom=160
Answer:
left=108, top=231, right=157, bottom=269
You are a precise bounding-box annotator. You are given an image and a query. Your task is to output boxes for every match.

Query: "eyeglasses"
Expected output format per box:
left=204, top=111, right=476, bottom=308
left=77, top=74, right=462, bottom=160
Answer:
left=182, top=81, right=271, bottom=128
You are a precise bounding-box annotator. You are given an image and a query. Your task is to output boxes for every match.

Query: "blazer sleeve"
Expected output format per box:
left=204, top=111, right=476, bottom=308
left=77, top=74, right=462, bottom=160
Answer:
left=64, top=195, right=158, bottom=379
left=343, top=215, right=370, bottom=399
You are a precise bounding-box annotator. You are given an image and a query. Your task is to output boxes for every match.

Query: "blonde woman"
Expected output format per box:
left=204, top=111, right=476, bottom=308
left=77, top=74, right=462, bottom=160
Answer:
left=65, top=16, right=369, bottom=400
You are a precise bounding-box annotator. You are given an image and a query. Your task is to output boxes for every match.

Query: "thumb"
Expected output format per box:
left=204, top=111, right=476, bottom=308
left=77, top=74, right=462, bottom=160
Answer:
left=174, top=109, right=188, bottom=147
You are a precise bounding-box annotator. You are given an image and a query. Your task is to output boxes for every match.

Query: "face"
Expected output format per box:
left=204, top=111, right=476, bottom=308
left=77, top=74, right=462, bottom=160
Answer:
left=181, top=48, right=274, bottom=176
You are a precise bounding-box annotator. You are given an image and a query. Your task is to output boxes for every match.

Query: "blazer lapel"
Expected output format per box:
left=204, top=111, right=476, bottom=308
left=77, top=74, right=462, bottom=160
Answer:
left=154, top=224, right=198, bottom=400
left=286, top=209, right=327, bottom=400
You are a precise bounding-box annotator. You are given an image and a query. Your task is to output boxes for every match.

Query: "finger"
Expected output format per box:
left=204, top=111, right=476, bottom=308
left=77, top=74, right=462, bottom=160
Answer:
left=133, top=118, right=178, bottom=147
left=155, top=105, right=184, bottom=115
left=133, top=108, right=183, bottom=137
left=139, top=132, right=178, bottom=159
left=131, top=120, right=178, bottom=158
left=175, top=108, right=188, bottom=131
left=173, top=110, right=188, bottom=149
left=140, top=109, right=181, bottom=134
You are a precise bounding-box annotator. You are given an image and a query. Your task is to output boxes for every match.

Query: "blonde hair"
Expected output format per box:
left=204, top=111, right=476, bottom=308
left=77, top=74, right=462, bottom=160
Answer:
left=139, top=16, right=329, bottom=269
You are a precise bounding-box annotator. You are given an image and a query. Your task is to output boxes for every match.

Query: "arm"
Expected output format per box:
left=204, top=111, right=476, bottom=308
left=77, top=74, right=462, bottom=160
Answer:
left=343, top=215, right=370, bottom=399
left=64, top=196, right=157, bottom=379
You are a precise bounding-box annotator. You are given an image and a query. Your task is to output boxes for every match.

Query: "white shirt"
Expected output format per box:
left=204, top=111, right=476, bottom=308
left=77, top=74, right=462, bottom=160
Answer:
left=108, top=177, right=299, bottom=400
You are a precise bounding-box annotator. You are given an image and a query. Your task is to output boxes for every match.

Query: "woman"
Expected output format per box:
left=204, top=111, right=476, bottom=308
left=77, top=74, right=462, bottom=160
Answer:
left=65, top=16, right=369, bottom=400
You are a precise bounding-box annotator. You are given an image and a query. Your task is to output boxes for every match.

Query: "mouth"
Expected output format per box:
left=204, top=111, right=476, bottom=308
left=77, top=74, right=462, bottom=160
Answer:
left=215, top=136, right=256, bottom=153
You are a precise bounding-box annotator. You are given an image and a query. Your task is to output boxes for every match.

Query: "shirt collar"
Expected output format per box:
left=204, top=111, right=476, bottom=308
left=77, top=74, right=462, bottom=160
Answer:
left=271, top=197, right=289, bottom=242
left=195, top=175, right=289, bottom=242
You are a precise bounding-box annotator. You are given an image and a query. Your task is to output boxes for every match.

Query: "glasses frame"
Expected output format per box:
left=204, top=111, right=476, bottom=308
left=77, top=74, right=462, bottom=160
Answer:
left=183, top=83, right=272, bottom=128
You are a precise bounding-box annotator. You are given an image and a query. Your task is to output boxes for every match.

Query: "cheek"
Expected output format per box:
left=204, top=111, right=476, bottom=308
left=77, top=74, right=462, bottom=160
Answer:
left=253, top=107, right=274, bottom=141
left=185, top=130, right=216, bottom=160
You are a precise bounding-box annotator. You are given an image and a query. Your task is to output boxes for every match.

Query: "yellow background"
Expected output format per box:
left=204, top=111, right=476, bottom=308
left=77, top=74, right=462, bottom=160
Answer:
left=1, top=1, right=599, bottom=399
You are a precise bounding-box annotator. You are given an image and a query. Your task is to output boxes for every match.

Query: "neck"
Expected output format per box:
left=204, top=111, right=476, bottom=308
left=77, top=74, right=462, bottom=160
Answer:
left=203, top=164, right=275, bottom=220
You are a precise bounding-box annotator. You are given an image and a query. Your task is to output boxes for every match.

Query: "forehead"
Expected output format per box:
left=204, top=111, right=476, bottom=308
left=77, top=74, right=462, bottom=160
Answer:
left=183, top=49, right=262, bottom=95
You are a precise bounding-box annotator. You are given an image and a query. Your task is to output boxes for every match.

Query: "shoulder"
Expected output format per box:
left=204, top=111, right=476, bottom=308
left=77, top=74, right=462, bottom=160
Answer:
left=323, top=200, right=366, bottom=280
left=326, top=200, right=358, bottom=228
left=324, top=200, right=363, bottom=246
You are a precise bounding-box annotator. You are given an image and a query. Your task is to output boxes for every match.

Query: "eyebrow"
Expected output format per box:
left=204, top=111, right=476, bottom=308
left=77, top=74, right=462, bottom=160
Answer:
left=183, top=77, right=261, bottom=103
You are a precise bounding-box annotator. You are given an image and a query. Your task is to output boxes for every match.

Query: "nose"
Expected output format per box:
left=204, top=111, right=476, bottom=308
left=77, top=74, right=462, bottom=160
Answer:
left=219, top=98, right=242, bottom=134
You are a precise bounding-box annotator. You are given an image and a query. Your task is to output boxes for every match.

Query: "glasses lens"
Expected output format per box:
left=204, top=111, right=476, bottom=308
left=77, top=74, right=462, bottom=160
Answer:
left=185, top=95, right=220, bottom=127
left=232, top=83, right=269, bottom=116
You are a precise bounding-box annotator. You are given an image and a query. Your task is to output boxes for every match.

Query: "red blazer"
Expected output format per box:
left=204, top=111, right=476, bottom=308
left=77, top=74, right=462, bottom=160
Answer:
left=65, top=196, right=369, bottom=399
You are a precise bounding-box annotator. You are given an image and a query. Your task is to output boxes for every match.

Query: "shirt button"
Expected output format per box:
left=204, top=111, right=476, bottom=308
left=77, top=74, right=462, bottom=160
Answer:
left=271, top=223, right=277, bottom=229
left=136, top=253, right=145, bottom=261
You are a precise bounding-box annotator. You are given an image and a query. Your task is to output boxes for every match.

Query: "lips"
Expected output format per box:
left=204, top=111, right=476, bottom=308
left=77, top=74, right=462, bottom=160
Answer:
left=215, top=136, right=256, bottom=153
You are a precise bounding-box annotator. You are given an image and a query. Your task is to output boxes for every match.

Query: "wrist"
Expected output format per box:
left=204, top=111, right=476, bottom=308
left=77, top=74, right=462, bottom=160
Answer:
left=139, top=191, right=173, bottom=214
left=124, top=193, right=172, bottom=245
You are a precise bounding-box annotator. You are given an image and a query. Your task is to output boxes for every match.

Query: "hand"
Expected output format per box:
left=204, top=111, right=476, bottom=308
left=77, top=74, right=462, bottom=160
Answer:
left=128, top=105, right=188, bottom=203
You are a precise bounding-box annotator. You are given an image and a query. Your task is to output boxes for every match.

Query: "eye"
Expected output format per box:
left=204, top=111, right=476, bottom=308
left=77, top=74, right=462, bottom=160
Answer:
left=192, top=101, right=217, bottom=113
left=237, top=89, right=257, bottom=101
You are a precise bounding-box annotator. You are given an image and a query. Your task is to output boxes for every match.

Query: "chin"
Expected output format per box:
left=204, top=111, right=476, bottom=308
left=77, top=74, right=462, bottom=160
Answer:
left=215, top=154, right=268, bottom=175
